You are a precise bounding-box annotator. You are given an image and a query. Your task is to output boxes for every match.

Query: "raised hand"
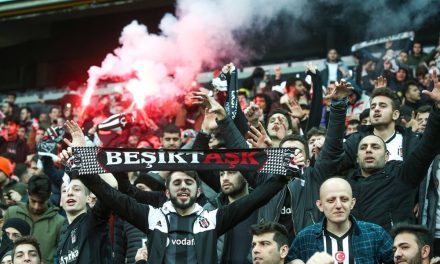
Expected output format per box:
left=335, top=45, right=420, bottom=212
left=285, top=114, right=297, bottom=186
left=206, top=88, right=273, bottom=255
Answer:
left=305, top=62, right=318, bottom=74
left=286, top=98, right=306, bottom=119
left=201, top=108, right=218, bottom=133
left=246, top=122, right=273, bottom=148
left=191, top=92, right=226, bottom=120
left=244, top=102, right=263, bottom=126
left=222, top=62, right=236, bottom=74
left=374, top=76, right=387, bottom=89
left=422, top=69, right=440, bottom=108
left=329, top=79, right=353, bottom=100
left=63, top=120, right=86, bottom=147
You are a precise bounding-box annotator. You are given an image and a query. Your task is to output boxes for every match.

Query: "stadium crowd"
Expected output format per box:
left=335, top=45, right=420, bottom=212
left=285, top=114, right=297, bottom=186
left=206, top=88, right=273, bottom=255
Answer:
left=0, top=36, right=439, bottom=264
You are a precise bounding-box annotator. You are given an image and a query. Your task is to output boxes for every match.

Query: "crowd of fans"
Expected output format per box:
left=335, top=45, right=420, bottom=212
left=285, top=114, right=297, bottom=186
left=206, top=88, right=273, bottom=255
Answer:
left=0, top=36, right=439, bottom=264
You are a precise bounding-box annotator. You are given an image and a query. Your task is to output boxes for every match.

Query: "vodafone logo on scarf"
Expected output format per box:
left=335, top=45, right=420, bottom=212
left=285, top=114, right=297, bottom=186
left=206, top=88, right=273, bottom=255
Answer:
left=334, top=251, right=345, bottom=262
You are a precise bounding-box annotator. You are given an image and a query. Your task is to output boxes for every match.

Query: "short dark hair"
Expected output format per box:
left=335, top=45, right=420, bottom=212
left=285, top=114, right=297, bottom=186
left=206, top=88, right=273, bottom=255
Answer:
left=371, top=87, right=401, bottom=111
left=267, top=108, right=293, bottom=132
left=359, top=108, right=370, bottom=122
left=415, top=105, right=431, bottom=115
left=279, top=134, right=310, bottom=161
left=12, top=236, right=42, bottom=261
left=402, top=81, right=419, bottom=96
left=20, top=106, right=32, bottom=115
left=253, top=93, right=272, bottom=113
left=306, top=127, right=326, bottom=141
left=27, top=175, right=51, bottom=200
left=347, top=119, right=361, bottom=126
left=165, top=171, right=201, bottom=189
left=161, top=123, right=180, bottom=137
left=391, top=224, right=433, bottom=258
left=3, top=116, right=19, bottom=125
left=7, top=92, right=16, bottom=98
left=49, top=106, right=60, bottom=114
left=286, top=77, right=303, bottom=91
left=359, top=134, right=388, bottom=152
left=250, top=222, right=289, bottom=249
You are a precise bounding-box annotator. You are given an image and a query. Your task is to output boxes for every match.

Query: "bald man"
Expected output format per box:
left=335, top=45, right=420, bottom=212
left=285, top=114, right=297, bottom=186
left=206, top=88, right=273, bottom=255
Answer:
left=286, top=178, right=393, bottom=264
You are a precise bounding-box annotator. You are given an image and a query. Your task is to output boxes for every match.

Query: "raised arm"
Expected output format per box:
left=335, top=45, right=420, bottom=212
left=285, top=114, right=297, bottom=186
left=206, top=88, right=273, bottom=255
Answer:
left=215, top=173, right=289, bottom=236
left=313, top=80, right=351, bottom=180
left=62, top=120, right=151, bottom=231
left=79, top=173, right=150, bottom=233
left=303, top=64, right=324, bottom=133
left=400, top=70, right=440, bottom=186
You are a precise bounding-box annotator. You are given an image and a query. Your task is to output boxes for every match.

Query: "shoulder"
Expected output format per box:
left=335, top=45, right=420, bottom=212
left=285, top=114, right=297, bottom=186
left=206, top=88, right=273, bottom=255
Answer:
left=6, top=202, right=27, bottom=214
left=296, top=223, right=321, bottom=238
left=357, top=221, right=390, bottom=237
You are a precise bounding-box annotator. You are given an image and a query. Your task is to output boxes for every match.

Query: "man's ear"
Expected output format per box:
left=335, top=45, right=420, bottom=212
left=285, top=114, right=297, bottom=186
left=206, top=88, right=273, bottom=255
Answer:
left=392, top=110, right=400, bottom=121
left=279, top=244, right=289, bottom=259
left=421, top=245, right=430, bottom=259
left=196, top=188, right=201, bottom=198
left=165, top=189, right=170, bottom=199
left=316, top=200, right=323, bottom=212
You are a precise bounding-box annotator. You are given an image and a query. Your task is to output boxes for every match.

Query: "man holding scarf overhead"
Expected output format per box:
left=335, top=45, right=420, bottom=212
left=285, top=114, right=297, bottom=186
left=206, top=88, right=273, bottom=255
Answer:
left=60, top=118, right=301, bottom=264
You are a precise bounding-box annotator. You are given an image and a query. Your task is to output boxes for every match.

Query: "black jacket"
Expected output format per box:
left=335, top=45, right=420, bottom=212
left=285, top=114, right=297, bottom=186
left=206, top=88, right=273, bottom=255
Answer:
left=342, top=124, right=421, bottom=173
left=343, top=106, right=440, bottom=231
left=56, top=202, right=112, bottom=264
left=418, top=154, right=440, bottom=236
left=216, top=100, right=347, bottom=237
left=204, top=188, right=256, bottom=264
left=113, top=216, right=147, bottom=264
left=79, top=173, right=289, bottom=264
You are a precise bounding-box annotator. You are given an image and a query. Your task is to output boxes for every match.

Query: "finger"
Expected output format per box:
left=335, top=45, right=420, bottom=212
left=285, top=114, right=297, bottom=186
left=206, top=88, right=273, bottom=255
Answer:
left=294, top=148, right=301, bottom=156
left=249, top=125, right=262, bottom=135
left=63, top=138, right=73, bottom=147
left=246, top=139, right=257, bottom=147
left=421, top=90, right=434, bottom=97
left=60, top=150, right=70, bottom=161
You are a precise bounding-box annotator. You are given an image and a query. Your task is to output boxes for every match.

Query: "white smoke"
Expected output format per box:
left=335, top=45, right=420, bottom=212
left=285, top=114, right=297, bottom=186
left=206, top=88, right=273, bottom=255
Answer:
left=83, top=0, right=439, bottom=108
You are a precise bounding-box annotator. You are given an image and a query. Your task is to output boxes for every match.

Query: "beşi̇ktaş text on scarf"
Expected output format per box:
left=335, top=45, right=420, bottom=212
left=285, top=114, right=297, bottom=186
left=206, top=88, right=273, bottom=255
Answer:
left=65, top=147, right=298, bottom=177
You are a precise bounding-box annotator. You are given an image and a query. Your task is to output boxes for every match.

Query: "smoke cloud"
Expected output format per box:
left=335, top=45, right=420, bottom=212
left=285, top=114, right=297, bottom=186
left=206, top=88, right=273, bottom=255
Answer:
left=83, top=0, right=439, bottom=109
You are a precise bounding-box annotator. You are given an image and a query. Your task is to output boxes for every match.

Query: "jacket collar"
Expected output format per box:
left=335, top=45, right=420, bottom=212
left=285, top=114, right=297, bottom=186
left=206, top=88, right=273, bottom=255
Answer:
left=314, top=215, right=361, bottom=238
left=162, top=200, right=203, bottom=215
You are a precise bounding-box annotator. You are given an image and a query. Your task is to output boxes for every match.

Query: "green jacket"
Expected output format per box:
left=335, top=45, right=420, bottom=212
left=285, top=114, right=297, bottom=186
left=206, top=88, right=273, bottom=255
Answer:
left=4, top=202, right=65, bottom=264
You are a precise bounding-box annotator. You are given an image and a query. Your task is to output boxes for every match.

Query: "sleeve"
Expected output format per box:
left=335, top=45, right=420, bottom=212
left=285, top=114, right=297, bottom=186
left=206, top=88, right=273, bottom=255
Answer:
left=79, top=173, right=150, bottom=232
left=303, top=70, right=324, bottom=133
left=313, top=100, right=348, bottom=181
left=216, top=117, right=259, bottom=187
left=217, top=117, right=249, bottom=149
left=286, top=234, right=306, bottom=262
left=113, top=216, right=127, bottom=264
left=378, top=227, right=394, bottom=264
left=399, top=105, right=440, bottom=187
left=215, top=174, right=288, bottom=236
left=41, top=156, right=64, bottom=188
left=113, top=172, right=165, bottom=207
left=191, top=132, right=222, bottom=192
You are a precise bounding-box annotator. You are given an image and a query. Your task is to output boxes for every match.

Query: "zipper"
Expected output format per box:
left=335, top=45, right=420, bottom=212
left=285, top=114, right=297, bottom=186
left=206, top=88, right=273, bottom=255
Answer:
left=308, top=211, right=316, bottom=225
left=389, top=213, right=394, bottom=228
